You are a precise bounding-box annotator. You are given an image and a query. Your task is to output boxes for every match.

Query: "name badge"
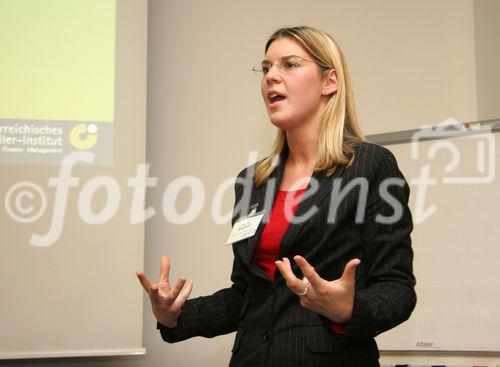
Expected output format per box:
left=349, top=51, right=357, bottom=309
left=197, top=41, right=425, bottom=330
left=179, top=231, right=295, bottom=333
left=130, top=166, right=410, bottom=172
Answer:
left=226, top=209, right=265, bottom=245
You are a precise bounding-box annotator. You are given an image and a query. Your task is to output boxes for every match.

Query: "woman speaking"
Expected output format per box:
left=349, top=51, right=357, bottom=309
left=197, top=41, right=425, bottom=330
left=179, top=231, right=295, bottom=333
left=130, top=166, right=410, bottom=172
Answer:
left=137, top=26, right=416, bottom=367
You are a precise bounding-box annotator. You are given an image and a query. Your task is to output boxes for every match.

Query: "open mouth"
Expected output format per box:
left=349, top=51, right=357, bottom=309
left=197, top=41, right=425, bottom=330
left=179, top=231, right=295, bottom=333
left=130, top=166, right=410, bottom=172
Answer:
left=268, top=93, right=286, bottom=105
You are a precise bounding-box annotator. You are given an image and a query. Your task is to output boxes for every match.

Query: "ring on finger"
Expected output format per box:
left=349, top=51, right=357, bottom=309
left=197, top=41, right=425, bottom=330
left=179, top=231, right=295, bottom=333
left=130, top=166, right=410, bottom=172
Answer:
left=298, top=282, right=310, bottom=297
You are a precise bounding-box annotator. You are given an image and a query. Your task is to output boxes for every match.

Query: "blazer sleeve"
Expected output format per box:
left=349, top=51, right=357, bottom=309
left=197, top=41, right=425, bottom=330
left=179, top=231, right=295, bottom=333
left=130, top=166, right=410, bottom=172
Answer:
left=157, top=256, right=247, bottom=342
left=157, top=169, right=251, bottom=343
left=346, top=145, right=417, bottom=338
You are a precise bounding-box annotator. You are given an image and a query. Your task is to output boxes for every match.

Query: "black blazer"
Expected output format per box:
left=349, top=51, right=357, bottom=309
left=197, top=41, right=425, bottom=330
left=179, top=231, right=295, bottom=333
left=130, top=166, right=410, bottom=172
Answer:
left=158, top=142, right=416, bottom=367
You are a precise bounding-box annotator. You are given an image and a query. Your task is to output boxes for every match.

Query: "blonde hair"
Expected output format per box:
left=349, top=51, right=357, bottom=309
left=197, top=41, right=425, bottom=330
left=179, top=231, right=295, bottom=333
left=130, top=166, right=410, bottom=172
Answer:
left=254, top=26, right=365, bottom=187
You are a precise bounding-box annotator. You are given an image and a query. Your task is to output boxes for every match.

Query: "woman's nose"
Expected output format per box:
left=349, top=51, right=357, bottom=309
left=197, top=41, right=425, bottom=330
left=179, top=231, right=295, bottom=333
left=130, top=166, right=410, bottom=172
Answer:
left=265, top=63, right=282, bottom=83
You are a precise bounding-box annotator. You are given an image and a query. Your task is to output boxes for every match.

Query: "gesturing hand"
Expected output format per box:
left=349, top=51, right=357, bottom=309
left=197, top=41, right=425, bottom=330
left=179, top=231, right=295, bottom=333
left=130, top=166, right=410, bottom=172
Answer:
left=275, top=256, right=360, bottom=324
left=136, top=256, right=193, bottom=328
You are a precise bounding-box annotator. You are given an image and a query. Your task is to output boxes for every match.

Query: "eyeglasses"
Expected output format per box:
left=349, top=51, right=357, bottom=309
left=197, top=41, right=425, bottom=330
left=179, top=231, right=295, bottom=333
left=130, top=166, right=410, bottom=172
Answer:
left=252, top=56, right=317, bottom=77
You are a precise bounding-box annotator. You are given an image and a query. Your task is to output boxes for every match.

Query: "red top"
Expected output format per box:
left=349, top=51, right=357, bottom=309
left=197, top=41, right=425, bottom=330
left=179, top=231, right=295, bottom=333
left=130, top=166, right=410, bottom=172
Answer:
left=254, top=189, right=305, bottom=280
left=253, top=189, right=347, bottom=334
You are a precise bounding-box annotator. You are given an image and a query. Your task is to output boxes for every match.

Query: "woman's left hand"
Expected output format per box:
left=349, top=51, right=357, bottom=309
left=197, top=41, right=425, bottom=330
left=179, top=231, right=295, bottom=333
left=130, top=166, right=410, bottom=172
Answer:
left=275, top=255, right=360, bottom=324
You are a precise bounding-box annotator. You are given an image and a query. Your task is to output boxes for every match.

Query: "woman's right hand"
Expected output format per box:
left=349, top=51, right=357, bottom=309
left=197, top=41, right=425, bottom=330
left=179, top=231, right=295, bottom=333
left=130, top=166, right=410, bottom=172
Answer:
left=136, top=256, right=193, bottom=329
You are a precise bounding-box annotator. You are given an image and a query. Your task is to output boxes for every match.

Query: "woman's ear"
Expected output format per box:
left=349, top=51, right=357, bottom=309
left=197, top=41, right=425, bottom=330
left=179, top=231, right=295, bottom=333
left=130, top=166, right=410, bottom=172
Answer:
left=322, top=69, right=338, bottom=96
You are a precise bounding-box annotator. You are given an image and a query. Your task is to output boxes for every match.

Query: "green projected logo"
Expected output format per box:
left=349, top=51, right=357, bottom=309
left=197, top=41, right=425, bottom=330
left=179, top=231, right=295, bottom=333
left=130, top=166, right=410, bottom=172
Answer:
left=69, top=123, right=98, bottom=150
left=0, top=0, right=116, bottom=165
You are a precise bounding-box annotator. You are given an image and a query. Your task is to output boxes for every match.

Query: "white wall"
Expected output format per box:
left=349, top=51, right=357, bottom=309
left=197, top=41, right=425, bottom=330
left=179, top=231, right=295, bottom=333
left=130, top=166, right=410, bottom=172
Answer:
left=474, top=0, right=500, bottom=121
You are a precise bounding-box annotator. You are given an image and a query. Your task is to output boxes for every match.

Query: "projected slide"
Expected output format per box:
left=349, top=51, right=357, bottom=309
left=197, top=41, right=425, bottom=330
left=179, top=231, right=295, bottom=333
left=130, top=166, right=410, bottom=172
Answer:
left=0, top=0, right=116, bottom=165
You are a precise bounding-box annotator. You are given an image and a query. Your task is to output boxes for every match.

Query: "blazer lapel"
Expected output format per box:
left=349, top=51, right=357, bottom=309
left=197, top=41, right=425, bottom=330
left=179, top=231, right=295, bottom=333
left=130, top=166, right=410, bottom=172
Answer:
left=234, top=155, right=286, bottom=283
left=276, top=164, right=347, bottom=278
left=233, top=148, right=351, bottom=283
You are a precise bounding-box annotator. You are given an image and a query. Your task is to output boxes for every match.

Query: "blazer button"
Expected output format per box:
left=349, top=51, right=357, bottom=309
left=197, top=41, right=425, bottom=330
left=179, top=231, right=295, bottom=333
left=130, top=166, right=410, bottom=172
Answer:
left=263, top=330, right=272, bottom=342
